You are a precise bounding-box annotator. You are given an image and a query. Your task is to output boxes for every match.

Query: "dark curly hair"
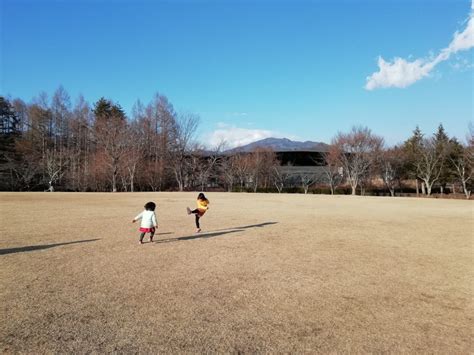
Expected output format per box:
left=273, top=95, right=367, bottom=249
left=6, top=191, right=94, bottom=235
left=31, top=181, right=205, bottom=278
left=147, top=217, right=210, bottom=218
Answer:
left=144, top=201, right=156, bottom=211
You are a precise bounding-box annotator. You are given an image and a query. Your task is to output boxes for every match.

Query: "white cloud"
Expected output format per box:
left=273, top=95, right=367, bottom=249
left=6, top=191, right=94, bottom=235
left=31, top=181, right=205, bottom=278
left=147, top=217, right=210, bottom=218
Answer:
left=366, top=1, right=474, bottom=90
left=365, top=57, right=432, bottom=90
left=206, top=123, right=285, bottom=149
left=446, top=14, right=474, bottom=53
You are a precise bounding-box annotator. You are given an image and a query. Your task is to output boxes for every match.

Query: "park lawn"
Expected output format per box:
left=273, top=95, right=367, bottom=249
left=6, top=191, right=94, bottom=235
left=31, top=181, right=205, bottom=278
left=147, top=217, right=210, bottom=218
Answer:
left=0, top=192, right=472, bottom=353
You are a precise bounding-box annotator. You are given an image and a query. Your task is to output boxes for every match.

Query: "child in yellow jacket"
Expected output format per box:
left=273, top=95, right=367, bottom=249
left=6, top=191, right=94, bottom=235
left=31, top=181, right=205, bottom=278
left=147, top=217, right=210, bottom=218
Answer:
left=187, top=193, right=209, bottom=233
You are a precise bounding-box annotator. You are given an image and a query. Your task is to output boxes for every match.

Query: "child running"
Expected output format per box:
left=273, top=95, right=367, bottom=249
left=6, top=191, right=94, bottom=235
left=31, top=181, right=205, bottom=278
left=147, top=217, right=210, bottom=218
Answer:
left=187, top=193, right=210, bottom=233
left=132, top=201, right=158, bottom=244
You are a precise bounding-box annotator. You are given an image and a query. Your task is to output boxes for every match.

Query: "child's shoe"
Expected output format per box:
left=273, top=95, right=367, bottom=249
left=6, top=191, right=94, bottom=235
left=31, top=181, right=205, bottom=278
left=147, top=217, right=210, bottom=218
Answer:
left=186, top=207, right=191, bottom=215
left=196, top=228, right=201, bottom=233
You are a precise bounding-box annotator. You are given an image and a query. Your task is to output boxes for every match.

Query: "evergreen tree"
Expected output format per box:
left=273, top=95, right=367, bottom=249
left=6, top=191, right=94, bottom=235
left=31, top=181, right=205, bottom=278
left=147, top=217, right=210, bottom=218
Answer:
left=434, top=124, right=450, bottom=193
left=403, top=126, right=423, bottom=194
left=93, top=98, right=125, bottom=122
left=92, top=98, right=127, bottom=192
left=0, top=97, right=19, bottom=135
left=0, top=97, right=21, bottom=189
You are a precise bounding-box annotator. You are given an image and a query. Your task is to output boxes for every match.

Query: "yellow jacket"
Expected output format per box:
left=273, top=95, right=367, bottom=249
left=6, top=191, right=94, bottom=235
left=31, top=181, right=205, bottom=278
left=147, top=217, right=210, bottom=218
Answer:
left=197, top=198, right=209, bottom=213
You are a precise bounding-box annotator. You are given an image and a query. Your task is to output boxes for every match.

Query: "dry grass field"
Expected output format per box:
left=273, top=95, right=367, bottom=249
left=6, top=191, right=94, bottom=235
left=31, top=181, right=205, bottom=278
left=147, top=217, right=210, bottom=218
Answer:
left=0, top=192, right=472, bottom=353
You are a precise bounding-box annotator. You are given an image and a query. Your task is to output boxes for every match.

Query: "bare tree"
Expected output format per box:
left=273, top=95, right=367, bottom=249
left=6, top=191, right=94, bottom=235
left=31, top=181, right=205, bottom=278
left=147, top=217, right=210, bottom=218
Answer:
left=321, top=146, right=343, bottom=195
left=195, top=143, right=223, bottom=191
left=246, top=148, right=276, bottom=192
left=300, top=173, right=315, bottom=194
left=272, top=163, right=293, bottom=193
left=248, top=150, right=262, bottom=192
left=93, top=98, right=128, bottom=192
left=132, top=99, right=166, bottom=191
left=146, top=159, right=165, bottom=192
left=68, top=95, right=92, bottom=191
left=51, top=86, right=71, bottom=153
left=43, top=148, right=69, bottom=191
left=145, top=94, right=178, bottom=191
left=233, top=153, right=251, bottom=190
left=380, top=146, right=404, bottom=197
left=260, top=150, right=279, bottom=189
left=28, top=99, right=52, bottom=169
left=220, top=154, right=238, bottom=192
left=332, top=126, right=384, bottom=195
left=448, top=138, right=472, bottom=199
left=171, top=113, right=199, bottom=191
left=120, top=121, right=145, bottom=192
left=414, top=137, right=445, bottom=196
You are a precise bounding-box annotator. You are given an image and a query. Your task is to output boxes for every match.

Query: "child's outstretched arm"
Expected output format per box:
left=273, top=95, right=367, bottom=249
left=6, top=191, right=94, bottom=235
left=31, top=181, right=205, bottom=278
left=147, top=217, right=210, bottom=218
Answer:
left=152, top=212, right=158, bottom=228
left=132, top=211, right=143, bottom=223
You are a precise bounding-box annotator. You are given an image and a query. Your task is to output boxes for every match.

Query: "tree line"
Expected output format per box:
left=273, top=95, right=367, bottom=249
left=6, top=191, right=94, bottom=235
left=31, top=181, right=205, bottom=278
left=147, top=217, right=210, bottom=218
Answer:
left=0, top=88, right=472, bottom=198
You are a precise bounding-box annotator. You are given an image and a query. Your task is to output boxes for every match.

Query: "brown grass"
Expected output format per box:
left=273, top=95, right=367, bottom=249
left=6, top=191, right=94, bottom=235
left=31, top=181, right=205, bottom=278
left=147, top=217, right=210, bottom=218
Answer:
left=0, top=192, right=472, bottom=353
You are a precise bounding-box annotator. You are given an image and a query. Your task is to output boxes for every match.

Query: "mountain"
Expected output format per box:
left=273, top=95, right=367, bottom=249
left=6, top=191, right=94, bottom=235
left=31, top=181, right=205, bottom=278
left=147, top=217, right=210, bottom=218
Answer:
left=225, top=137, right=329, bottom=153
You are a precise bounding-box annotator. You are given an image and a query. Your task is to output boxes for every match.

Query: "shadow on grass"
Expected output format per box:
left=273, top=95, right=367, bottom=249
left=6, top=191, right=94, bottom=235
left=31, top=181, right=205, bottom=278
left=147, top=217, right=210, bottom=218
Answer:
left=233, top=222, right=278, bottom=229
left=0, top=238, right=101, bottom=256
left=211, top=221, right=278, bottom=232
left=155, top=229, right=244, bottom=243
left=155, top=221, right=278, bottom=244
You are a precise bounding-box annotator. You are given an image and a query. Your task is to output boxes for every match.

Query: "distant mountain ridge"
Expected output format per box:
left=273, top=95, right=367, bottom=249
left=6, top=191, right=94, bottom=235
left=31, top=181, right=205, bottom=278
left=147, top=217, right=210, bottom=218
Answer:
left=226, top=137, right=329, bottom=153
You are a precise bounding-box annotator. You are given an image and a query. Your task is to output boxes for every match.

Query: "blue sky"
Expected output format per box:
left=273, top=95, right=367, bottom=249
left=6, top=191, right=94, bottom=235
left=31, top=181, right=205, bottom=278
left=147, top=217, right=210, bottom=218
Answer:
left=1, top=0, right=473, bottom=147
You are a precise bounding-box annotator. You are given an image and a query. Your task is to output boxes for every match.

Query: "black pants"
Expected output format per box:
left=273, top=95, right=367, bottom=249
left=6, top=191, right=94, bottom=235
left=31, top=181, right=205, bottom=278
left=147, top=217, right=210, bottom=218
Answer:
left=191, top=209, right=201, bottom=228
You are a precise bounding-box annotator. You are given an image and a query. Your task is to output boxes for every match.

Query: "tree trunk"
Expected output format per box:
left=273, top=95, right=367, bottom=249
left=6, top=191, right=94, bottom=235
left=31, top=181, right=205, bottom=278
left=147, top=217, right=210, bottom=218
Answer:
left=351, top=185, right=356, bottom=195
left=440, top=185, right=444, bottom=194
left=426, top=182, right=432, bottom=196
left=421, top=182, right=426, bottom=195
left=275, top=183, right=283, bottom=193
left=462, top=181, right=470, bottom=199
left=111, top=161, right=118, bottom=192
left=415, top=179, right=419, bottom=196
